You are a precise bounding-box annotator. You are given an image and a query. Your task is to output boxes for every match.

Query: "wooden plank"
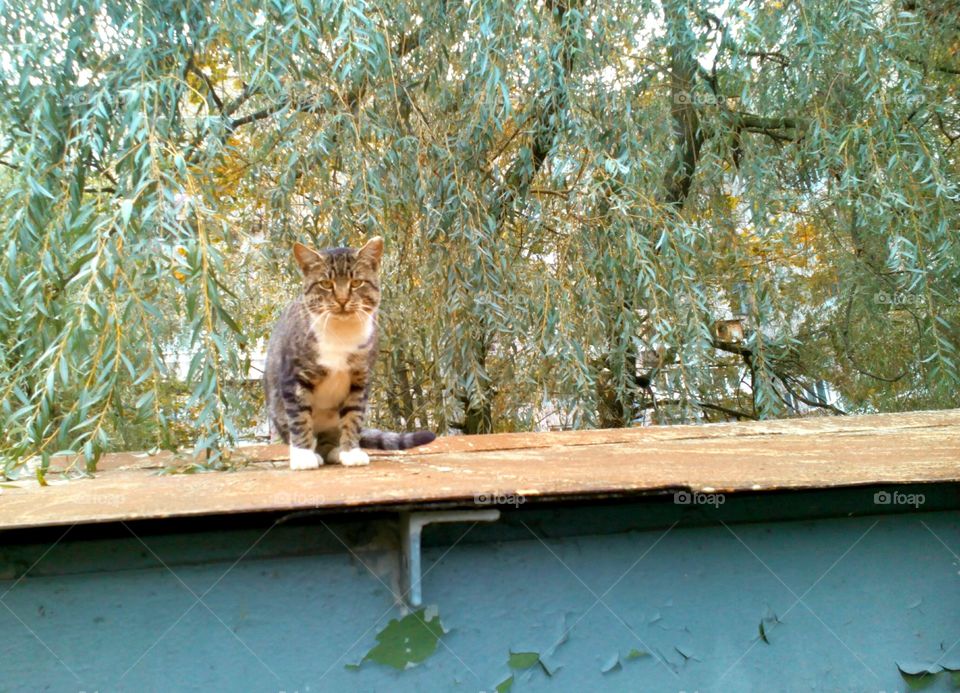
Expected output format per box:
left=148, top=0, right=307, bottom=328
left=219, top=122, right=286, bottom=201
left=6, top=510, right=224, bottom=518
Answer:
left=1, top=409, right=958, bottom=530
left=41, top=408, right=960, bottom=472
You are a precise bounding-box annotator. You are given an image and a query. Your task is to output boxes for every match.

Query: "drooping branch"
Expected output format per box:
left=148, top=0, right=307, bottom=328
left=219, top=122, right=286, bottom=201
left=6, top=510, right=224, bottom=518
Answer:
left=660, top=5, right=705, bottom=209
left=743, top=50, right=790, bottom=67
left=494, top=1, right=580, bottom=219
left=697, top=401, right=759, bottom=420
left=595, top=3, right=704, bottom=427
left=225, top=10, right=448, bottom=135
left=776, top=373, right=848, bottom=416
left=177, top=6, right=455, bottom=167
left=223, top=82, right=253, bottom=118
left=711, top=338, right=847, bottom=416
left=884, top=43, right=960, bottom=76
left=186, top=56, right=224, bottom=113
left=710, top=338, right=752, bottom=359
left=227, top=97, right=294, bottom=130
left=459, top=1, right=583, bottom=434
left=734, top=112, right=808, bottom=141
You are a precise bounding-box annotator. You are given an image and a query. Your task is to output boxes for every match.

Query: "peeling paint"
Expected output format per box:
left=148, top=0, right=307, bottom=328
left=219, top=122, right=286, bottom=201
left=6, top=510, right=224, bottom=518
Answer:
left=897, top=659, right=960, bottom=691
left=507, top=651, right=540, bottom=670
left=2, top=503, right=957, bottom=691
left=353, top=608, right=445, bottom=670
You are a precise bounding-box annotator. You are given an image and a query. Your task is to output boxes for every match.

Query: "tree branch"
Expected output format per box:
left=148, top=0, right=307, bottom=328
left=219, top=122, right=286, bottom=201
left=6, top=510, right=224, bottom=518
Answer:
left=660, top=5, right=705, bottom=209
left=711, top=338, right=753, bottom=359
left=886, top=44, right=960, bottom=76
left=186, top=56, right=224, bottom=113
left=228, top=98, right=290, bottom=129
left=87, top=155, right=118, bottom=186
left=697, top=401, right=759, bottom=420
left=712, top=336, right=847, bottom=416
left=494, top=1, right=580, bottom=219
left=744, top=50, right=790, bottom=67
left=776, top=373, right=848, bottom=415
left=733, top=112, right=808, bottom=141
left=226, top=11, right=448, bottom=135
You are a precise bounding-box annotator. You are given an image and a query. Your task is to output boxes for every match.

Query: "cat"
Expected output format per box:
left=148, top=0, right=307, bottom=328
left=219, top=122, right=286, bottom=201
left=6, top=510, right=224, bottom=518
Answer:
left=264, top=237, right=435, bottom=470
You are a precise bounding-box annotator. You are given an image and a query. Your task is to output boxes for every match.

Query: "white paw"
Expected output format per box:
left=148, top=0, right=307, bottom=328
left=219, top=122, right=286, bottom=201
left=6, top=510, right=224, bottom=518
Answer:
left=337, top=447, right=370, bottom=466
left=289, top=446, right=322, bottom=470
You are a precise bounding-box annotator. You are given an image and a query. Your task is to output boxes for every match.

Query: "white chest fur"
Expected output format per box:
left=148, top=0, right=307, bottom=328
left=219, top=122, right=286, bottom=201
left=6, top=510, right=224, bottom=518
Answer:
left=309, top=313, right=372, bottom=429
left=311, top=313, right=373, bottom=372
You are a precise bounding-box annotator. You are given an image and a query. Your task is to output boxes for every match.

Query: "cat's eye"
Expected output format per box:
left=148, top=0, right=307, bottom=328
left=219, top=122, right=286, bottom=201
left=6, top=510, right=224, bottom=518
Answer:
left=318, top=280, right=334, bottom=290
left=350, top=279, right=364, bottom=288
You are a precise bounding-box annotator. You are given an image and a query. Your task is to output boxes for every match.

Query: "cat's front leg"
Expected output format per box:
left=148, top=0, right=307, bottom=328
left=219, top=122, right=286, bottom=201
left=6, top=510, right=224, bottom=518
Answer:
left=290, top=444, right=322, bottom=470
left=282, top=373, right=321, bottom=470
left=330, top=371, right=370, bottom=466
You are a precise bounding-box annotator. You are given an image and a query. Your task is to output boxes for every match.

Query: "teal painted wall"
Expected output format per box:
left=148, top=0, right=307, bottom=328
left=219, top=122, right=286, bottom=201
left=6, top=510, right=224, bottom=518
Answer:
left=1, top=489, right=958, bottom=692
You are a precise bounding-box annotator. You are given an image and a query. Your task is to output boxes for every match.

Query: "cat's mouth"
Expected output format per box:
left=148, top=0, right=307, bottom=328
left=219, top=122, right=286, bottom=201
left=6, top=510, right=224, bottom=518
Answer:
left=310, top=302, right=371, bottom=319
left=329, top=306, right=360, bottom=317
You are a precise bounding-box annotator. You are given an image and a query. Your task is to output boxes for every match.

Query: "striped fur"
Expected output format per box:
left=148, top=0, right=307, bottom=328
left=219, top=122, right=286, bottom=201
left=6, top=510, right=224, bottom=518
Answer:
left=264, top=238, right=435, bottom=470
left=360, top=429, right=436, bottom=450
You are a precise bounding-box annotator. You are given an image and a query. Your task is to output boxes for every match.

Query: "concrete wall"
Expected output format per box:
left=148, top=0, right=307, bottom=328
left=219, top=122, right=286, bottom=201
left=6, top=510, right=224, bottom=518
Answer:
left=1, top=488, right=958, bottom=692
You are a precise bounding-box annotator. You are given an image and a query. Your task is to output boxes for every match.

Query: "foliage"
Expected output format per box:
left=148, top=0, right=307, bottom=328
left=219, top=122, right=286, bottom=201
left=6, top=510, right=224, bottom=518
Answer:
left=1, top=0, right=958, bottom=472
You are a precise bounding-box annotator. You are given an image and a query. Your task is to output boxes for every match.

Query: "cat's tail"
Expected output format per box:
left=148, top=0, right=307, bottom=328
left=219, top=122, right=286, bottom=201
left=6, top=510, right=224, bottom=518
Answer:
left=360, top=429, right=436, bottom=450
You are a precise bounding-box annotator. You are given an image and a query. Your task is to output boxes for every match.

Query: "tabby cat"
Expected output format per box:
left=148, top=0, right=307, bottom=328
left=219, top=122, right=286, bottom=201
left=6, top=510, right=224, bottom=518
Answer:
left=264, top=237, right=435, bottom=470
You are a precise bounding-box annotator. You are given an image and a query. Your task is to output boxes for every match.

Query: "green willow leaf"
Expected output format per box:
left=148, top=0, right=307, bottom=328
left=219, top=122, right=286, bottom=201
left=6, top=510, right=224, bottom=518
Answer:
left=0, top=0, right=956, bottom=474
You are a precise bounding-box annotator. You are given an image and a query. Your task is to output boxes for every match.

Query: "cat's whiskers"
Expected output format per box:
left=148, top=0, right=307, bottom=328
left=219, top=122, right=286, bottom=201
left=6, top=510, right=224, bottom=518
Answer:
left=308, top=310, right=331, bottom=339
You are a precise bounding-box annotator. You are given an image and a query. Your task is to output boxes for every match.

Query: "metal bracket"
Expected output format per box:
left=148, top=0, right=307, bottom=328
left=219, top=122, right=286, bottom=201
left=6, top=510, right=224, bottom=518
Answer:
left=400, top=509, right=500, bottom=607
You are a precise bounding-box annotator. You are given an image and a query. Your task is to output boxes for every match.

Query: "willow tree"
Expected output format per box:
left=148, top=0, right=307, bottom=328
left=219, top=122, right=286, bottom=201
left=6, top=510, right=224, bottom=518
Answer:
left=1, top=0, right=958, bottom=472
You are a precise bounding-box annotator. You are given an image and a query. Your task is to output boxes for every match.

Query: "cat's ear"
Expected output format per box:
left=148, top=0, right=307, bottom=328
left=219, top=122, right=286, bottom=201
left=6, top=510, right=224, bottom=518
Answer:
left=358, top=236, right=384, bottom=269
left=293, top=242, right=323, bottom=273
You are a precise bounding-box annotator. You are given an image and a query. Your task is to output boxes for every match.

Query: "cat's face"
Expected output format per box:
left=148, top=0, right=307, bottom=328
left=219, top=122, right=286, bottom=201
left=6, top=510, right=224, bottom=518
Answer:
left=292, top=237, right=383, bottom=318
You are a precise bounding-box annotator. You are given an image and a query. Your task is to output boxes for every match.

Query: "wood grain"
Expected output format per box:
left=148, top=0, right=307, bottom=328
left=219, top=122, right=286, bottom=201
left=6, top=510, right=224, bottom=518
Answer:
left=1, top=409, right=958, bottom=530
